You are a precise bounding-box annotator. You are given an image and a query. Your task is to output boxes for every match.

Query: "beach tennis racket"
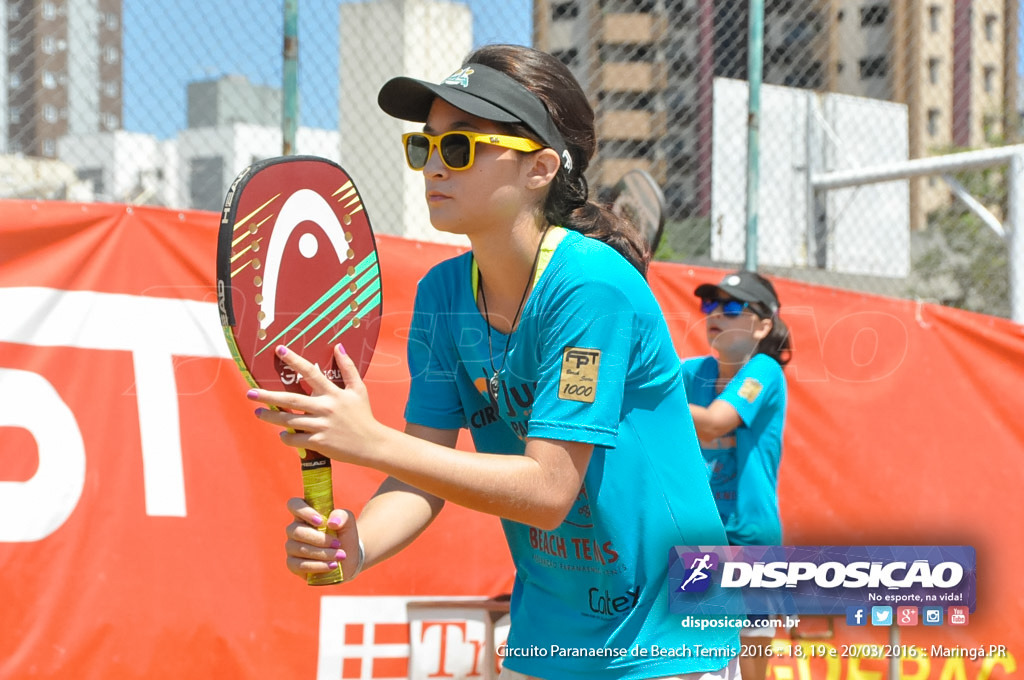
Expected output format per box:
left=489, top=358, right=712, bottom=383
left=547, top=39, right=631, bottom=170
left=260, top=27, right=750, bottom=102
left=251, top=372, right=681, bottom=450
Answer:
left=610, top=168, right=667, bottom=254
left=216, top=156, right=382, bottom=585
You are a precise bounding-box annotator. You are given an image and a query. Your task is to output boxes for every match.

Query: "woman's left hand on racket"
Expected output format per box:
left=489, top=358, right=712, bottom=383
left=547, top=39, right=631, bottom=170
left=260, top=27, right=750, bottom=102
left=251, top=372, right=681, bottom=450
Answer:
left=247, top=344, right=382, bottom=466
left=284, top=497, right=361, bottom=578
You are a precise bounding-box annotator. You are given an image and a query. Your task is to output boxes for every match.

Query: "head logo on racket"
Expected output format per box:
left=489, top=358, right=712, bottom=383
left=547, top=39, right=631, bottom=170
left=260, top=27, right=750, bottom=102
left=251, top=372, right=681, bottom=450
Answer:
left=217, top=156, right=381, bottom=393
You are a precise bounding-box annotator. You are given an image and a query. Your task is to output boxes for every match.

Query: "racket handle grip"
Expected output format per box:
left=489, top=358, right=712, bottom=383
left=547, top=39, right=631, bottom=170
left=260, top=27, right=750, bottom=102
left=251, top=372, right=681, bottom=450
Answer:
left=301, top=451, right=344, bottom=586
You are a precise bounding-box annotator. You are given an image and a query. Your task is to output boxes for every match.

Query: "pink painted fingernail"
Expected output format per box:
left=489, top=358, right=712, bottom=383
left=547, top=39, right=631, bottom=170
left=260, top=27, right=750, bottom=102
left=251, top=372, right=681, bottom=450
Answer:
left=246, top=390, right=258, bottom=399
left=327, top=517, right=342, bottom=530
left=329, top=539, right=341, bottom=549
left=327, top=561, right=339, bottom=570
left=309, top=514, right=323, bottom=527
left=335, top=550, right=347, bottom=561
left=254, top=408, right=264, bottom=416
left=336, top=343, right=347, bottom=355
left=276, top=345, right=288, bottom=357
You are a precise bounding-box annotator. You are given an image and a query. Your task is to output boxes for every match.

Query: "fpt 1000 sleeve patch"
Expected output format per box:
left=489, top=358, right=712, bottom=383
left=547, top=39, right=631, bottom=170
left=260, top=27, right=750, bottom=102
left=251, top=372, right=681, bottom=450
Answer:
left=559, top=346, right=601, bottom=403
left=738, top=377, right=763, bottom=403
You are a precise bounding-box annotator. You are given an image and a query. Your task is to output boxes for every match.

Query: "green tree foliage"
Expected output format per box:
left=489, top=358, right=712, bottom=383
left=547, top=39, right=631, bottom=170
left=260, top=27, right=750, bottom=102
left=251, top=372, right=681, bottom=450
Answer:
left=908, top=164, right=1010, bottom=318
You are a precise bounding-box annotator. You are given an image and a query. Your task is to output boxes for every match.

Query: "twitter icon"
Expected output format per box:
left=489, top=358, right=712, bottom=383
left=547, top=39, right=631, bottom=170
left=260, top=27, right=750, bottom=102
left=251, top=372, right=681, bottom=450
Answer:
left=871, top=606, right=893, bottom=626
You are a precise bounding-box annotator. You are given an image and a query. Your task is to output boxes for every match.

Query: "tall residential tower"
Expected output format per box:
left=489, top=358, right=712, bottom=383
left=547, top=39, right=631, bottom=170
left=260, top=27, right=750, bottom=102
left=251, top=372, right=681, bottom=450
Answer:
left=4, top=0, right=123, bottom=158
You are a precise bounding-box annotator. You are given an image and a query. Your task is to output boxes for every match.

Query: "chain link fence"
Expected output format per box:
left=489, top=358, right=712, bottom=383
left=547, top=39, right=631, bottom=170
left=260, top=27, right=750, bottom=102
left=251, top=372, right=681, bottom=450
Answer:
left=2, top=0, right=1020, bottom=318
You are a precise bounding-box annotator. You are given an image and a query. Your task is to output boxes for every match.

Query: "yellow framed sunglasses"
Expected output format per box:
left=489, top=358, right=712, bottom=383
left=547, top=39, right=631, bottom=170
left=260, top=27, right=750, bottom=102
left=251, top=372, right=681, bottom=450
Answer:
left=401, top=130, right=544, bottom=171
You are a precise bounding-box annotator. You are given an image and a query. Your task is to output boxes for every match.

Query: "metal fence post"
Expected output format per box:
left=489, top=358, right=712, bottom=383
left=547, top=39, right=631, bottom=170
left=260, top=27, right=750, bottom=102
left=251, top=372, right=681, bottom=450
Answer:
left=282, top=0, right=299, bottom=156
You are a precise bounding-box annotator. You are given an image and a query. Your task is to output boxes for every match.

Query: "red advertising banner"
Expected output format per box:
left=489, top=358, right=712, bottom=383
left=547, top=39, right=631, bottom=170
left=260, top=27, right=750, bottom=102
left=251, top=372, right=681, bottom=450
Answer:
left=1, top=201, right=1021, bottom=679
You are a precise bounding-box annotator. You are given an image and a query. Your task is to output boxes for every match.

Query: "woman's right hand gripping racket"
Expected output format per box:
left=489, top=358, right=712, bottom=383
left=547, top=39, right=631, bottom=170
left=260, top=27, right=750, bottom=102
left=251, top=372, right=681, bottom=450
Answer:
left=216, top=156, right=382, bottom=585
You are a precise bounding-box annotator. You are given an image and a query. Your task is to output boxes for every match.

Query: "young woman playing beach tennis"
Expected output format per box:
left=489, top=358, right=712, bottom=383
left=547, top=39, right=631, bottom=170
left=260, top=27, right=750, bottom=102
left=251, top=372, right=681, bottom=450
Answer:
left=249, top=44, right=740, bottom=680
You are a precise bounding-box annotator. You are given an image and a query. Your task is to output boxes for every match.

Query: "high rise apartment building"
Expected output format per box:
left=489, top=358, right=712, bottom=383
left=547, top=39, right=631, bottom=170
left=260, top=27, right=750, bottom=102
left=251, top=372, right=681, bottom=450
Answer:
left=4, top=0, right=123, bottom=158
left=339, top=0, right=472, bottom=245
left=534, top=0, right=1018, bottom=228
left=828, top=0, right=1017, bottom=225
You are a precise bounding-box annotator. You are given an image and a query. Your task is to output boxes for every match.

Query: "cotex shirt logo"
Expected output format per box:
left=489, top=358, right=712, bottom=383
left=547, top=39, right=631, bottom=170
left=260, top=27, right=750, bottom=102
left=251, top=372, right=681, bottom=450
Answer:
left=669, top=545, right=976, bottom=616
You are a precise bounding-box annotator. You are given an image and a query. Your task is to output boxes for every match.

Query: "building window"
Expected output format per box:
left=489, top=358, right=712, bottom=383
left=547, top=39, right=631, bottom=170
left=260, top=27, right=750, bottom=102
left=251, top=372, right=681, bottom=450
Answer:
left=601, top=44, right=654, bottom=62
left=78, top=168, right=105, bottom=196
left=552, top=1, right=579, bottom=20
left=672, top=53, right=696, bottom=78
left=42, top=71, right=57, bottom=89
left=104, top=12, right=120, bottom=30
left=858, top=56, right=887, bottom=79
left=666, top=0, right=695, bottom=20
left=190, top=156, right=226, bottom=211
left=783, top=17, right=820, bottom=47
left=42, top=139, right=56, bottom=157
left=9, top=107, right=21, bottom=124
left=9, top=72, right=20, bottom=88
left=984, top=14, right=998, bottom=42
left=43, top=104, right=58, bottom=123
left=600, top=91, right=653, bottom=110
left=103, top=81, right=120, bottom=97
left=600, top=139, right=654, bottom=159
left=983, top=66, right=996, bottom=93
left=928, top=5, right=941, bottom=33
left=552, top=48, right=579, bottom=68
left=784, top=62, right=823, bottom=88
left=600, top=0, right=656, bottom=12
left=42, top=36, right=56, bottom=54
left=928, top=57, right=940, bottom=84
left=859, top=4, right=887, bottom=26
left=836, top=61, right=845, bottom=74
left=42, top=2, right=57, bottom=20
left=983, top=114, right=999, bottom=142
left=102, top=113, right=119, bottom=130
left=927, top=108, right=941, bottom=137
left=103, top=46, right=120, bottom=64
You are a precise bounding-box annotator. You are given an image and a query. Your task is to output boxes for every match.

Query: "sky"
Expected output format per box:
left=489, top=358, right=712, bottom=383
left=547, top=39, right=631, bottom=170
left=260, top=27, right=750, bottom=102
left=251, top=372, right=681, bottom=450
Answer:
left=122, top=0, right=532, bottom=140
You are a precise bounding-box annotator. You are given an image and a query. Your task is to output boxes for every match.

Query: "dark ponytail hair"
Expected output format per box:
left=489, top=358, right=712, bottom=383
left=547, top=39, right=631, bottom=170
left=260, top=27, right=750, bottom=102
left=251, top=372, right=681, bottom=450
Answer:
left=748, top=274, right=792, bottom=367
left=464, top=44, right=651, bottom=277
left=756, top=313, right=792, bottom=367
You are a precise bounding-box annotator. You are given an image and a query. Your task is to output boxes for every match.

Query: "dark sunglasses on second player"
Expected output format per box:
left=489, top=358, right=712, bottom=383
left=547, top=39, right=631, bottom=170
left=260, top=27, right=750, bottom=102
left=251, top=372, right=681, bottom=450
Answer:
left=402, top=131, right=544, bottom=171
left=700, top=298, right=752, bottom=317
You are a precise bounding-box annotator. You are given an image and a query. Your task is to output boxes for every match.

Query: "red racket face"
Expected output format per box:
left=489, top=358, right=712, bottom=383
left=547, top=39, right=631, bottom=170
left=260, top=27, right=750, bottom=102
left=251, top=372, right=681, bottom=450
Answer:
left=217, top=156, right=381, bottom=394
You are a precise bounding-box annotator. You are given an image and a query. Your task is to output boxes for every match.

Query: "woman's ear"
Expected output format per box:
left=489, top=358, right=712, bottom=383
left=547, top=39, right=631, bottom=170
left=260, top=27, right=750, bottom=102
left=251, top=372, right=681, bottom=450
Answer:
left=753, top=316, right=773, bottom=342
left=523, top=148, right=562, bottom=190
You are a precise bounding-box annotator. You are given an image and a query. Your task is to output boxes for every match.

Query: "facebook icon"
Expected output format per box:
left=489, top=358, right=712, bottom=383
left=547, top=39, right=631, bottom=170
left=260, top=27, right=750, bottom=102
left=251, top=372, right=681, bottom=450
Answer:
left=846, top=606, right=867, bottom=626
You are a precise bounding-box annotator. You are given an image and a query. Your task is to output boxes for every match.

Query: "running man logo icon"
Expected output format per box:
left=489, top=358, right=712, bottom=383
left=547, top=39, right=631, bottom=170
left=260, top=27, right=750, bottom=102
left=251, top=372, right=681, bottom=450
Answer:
left=679, top=552, right=720, bottom=593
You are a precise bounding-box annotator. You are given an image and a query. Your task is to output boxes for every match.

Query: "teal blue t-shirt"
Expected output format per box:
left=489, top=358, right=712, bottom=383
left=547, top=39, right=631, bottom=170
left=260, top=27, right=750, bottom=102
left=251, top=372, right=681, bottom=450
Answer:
left=405, top=230, right=739, bottom=679
left=680, top=354, right=786, bottom=546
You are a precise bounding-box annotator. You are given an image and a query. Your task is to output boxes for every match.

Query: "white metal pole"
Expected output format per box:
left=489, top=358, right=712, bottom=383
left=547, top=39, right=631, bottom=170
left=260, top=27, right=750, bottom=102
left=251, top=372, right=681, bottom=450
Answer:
left=1009, top=154, right=1024, bottom=323
left=811, top=145, right=1024, bottom=190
